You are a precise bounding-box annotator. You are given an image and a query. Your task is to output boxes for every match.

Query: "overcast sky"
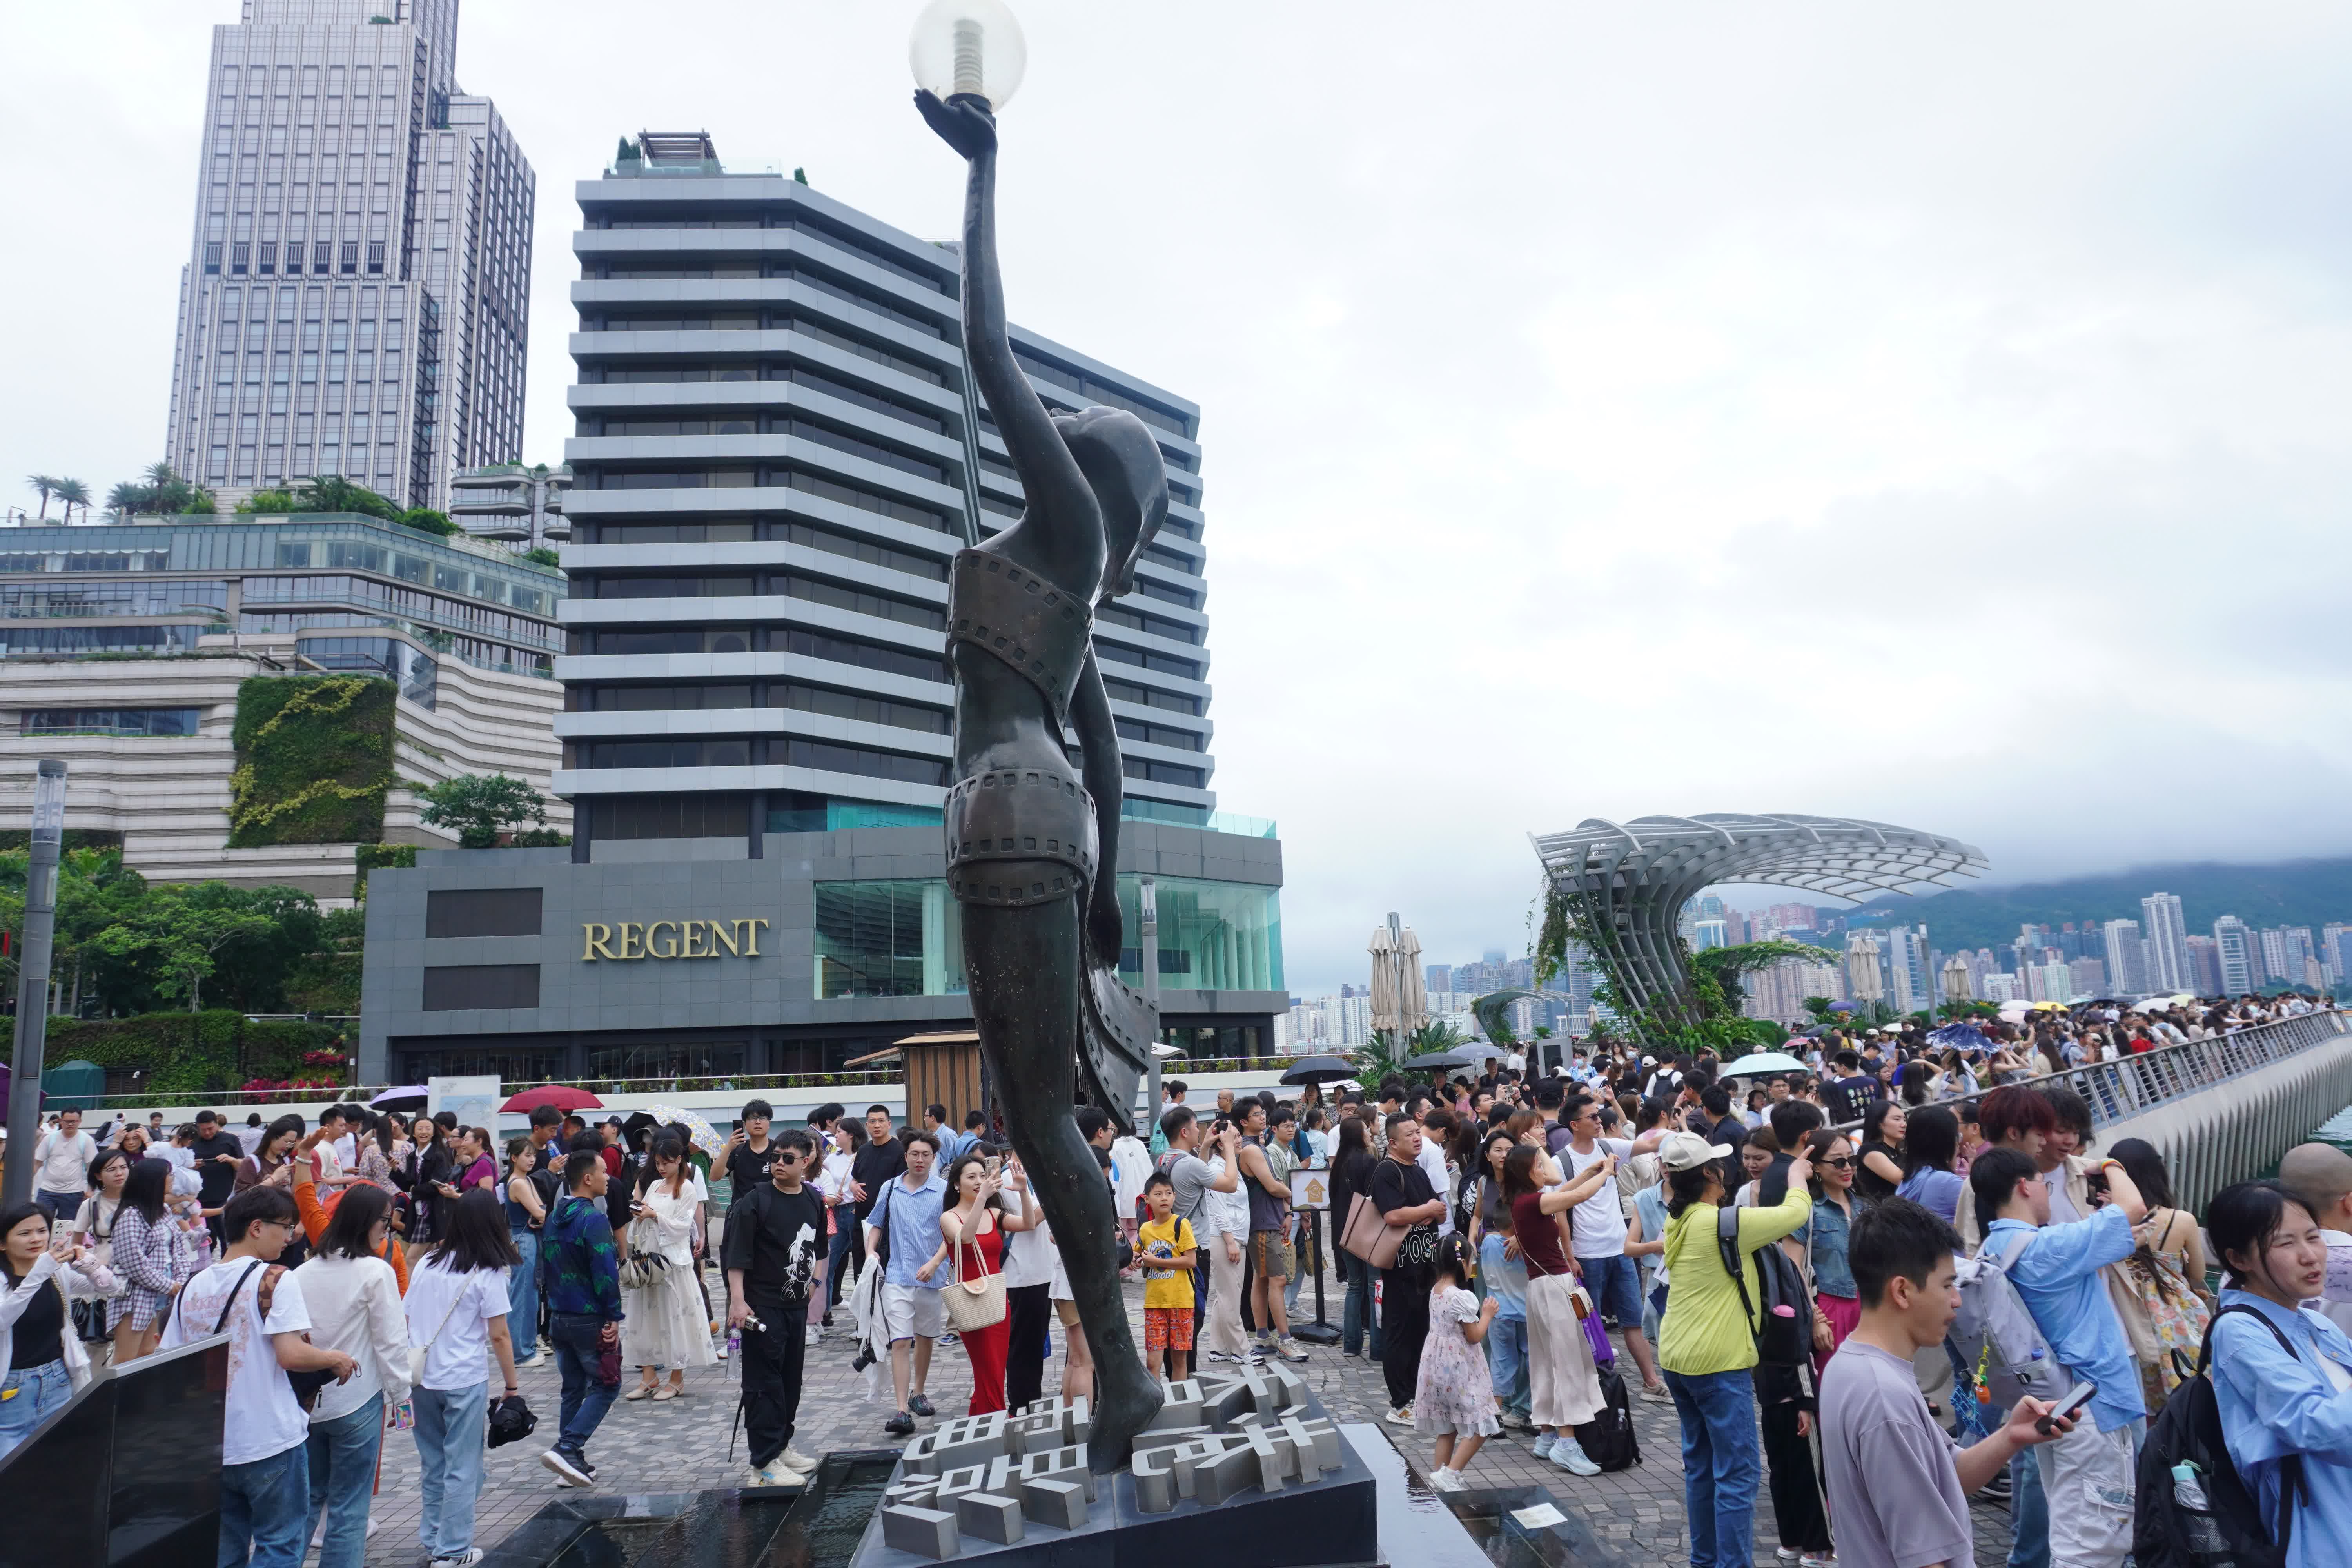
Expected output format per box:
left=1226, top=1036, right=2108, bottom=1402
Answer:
left=9, top=3, right=2352, bottom=996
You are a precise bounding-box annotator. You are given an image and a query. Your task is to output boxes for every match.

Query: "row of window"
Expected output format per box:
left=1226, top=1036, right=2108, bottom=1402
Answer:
left=572, top=466, right=952, bottom=535
left=582, top=211, right=952, bottom=295
left=582, top=572, right=943, bottom=631
left=574, top=735, right=947, bottom=786
left=18, top=708, right=202, bottom=738
left=577, top=416, right=948, bottom=485
left=1096, top=602, right=1201, bottom=646
left=204, top=240, right=382, bottom=277
left=577, top=518, right=949, bottom=582
left=1114, top=717, right=1206, bottom=752
left=273, top=541, right=555, bottom=614
left=568, top=624, right=947, bottom=685
left=570, top=680, right=948, bottom=734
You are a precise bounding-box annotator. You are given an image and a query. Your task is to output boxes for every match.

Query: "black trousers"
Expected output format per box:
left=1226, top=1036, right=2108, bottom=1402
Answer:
left=1380, top=1263, right=1430, bottom=1410
left=740, top=1288, right=806, bottom=1471
left=1005, top=1283, right=1052, bottom=1412
left=1757, top=1366, right=1831, bottom=1553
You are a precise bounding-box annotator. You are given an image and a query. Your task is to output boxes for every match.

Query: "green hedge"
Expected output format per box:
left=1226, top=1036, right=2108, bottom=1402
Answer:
left=0, top=1011, right=343, bottom=1100
left=227, top=676, right=395, bottom=848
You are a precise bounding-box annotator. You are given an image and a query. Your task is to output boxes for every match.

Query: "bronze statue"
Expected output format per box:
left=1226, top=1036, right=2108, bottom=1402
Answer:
left=917, top=85, right=1168, bottom=1467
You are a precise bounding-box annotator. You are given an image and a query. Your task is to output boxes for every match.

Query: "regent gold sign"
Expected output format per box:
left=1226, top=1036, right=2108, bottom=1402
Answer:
left=581, top=919, right=770, bottom=961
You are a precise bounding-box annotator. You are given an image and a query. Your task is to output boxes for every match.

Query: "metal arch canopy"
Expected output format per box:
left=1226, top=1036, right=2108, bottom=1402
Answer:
left=1527, top=813, right=1989, bottom=1025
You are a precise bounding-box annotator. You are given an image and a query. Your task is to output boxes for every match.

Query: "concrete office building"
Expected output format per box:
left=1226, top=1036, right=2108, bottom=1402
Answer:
left=2141, top=891, right=2192, bottom=994
left=2214, top=915, right=2260, bottom=995
left=358, top=134, right=1282, bottom=1087
left=162, top=0, right=533, bottom=512
left=0, top=516, right=565, bottom=896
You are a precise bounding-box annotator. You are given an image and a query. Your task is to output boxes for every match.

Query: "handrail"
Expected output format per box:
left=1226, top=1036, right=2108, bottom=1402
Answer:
left=1825, top=1008, right=2352, bottom=1137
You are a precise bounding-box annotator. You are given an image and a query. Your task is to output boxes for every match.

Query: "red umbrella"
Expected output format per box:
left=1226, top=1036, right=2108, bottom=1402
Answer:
left=498, top=1086, right=603, bottom=1114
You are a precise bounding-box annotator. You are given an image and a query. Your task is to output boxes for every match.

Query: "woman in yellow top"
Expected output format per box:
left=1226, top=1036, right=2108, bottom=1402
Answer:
left=1655, top=1130, right=1813, bottom=1568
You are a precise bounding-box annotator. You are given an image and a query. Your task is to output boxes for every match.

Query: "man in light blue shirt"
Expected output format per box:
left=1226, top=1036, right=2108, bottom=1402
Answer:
left=864, top=1131, right=946, bottom=1436
left=1973, top=1145, right=2147, bottom=1568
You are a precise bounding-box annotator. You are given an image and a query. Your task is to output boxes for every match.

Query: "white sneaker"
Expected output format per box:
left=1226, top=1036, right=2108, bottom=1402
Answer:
left=429, top=1553, right=485, bottom=1568
left=1385, top=1406, right=1414, bottom=1426
left=1427, top=1466, right=1466, bottom=1492
left=805, top=1327, right=820, bottom=1348
left=782, top=1444, right=820, bottom=1471
left=518, top=1351, right=550, bottom=1369
left=1274, top=1339, right=1310, bottom=1363
left=1552, top=1443, right=1600, bottom=1477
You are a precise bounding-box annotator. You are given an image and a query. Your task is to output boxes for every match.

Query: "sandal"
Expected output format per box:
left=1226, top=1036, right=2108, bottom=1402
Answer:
left=624, top=1385, right=655, bottom=1401
left=653, top=1385, right=680, bottom=1401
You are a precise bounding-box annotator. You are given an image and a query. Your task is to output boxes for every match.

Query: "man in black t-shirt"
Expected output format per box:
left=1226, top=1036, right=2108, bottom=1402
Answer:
left=724, top=1099, right=781, bottom=1203
left=188, top=1110, right=245, bottom=1223
left=1366, top=1112, right=1445, bottom=1423
left=724, top=1127, right=828, bottom=1487
left=846, top=1105, right=907, bottom=1285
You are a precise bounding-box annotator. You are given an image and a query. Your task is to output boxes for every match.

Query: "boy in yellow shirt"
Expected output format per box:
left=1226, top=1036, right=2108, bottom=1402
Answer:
left=1138, top=1172, right=1200, bottom=1381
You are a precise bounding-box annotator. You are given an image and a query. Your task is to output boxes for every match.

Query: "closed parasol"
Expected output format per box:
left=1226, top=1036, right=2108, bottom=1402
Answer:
left=1368, top=912, right=1429, bottom=1038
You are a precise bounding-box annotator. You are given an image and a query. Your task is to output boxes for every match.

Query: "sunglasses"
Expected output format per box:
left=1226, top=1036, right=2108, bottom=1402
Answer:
left=1817, top=1156, right=1855, bottom=1170
left=771, top=1152, right=802, bottom=1164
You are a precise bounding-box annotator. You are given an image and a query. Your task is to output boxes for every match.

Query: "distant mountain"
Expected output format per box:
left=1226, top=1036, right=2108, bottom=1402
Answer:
left=1833, top=857, right=2352, bottom=953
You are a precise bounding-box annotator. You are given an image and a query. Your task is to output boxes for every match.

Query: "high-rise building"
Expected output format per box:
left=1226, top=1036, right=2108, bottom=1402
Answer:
left=2185, top=934, right=2223, bottom=996
left=1692, top=918, right=1729, bottom=952
left=2140, top=892, right=2191, bottom=993
left=2214, top=915, right=2259, bottom=994
left=2068, top=956, right=2108, bottom=996
left=2261, top=927, right=2319, bottom=994
left=162, top=0, right=534, bottom=512
left=2324, top=925, right=2352, bottom=989
left=2102, top=918, right=2148, bottom=995
left=555, top=131, right=1219, bottom=851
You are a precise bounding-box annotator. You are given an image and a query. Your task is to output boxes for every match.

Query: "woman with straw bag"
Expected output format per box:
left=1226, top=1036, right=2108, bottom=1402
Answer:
left=928, top=1150, right=1038, bottom=1415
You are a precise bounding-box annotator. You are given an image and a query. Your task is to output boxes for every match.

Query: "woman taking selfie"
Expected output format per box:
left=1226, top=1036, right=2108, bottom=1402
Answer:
left=0, top=1203, right=97, bottom=1457
left=930, top=1151, right=1040, bottom=1414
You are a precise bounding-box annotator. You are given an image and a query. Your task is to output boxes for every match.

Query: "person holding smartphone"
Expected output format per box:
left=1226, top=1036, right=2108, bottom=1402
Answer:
left=1820, top=1197, right=2075, bottom=1568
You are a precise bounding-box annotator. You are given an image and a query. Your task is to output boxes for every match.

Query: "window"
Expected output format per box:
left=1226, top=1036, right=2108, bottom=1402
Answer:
left=426, top=887, right=543, bottom=939
left=421, top=963, right=541, bottom=1010
left=583, top=684, right=751, bottom=711
left=592, top=575, right=755, bottom=599
left=1114, top=718, right=1204, bottom=751
left=587, top=1044, right=748, bottom=1080
left=585, top=521, right=755, bottom=543
left=231, top=241, right=250, bottom=274
left=1103, top=678, right=1201, bottom=717
left=777, top=737, right=946, bottom=786
left=773, top=627, right=945, bottom=684
left=258, top=241, right=277, bottom=274
left=1123, top=757, right=1206, bottom=789
left=367, top=240, right=385, bottom=273
left=813, top=880, right=964, bottom=998
left=1112, top=876, right=1282, bottom=991
left=19, top=708, right=201, bottom=738
left=580, top=626, right=752, bottom=656
left=768, top=682, right=947, bottom=734
left=340, top=241, right=358, bottom=274
left=581, top=739, right=752, bottom=769
left=204, top=242, right=223, bottom=274
left=590, top=793, right=750, bottom=841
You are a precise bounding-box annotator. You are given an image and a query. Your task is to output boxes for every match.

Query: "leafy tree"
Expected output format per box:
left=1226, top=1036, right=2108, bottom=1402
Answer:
left=398, top=507, right=457, bottom=536
left=294, top=475, right=399, bottom=521
left=521, top=547, right=561, bottom=568
left=238, top=488, right=299, bottom=514
left=418, top=773, right=549, bottom=849
left=52, top=478, right=91, bottom=524
left=25, top=474, right=59, bottom=519
left=107, top=464, right=216, bottom=519
left=88, top=885, right=277, bottom=1012
left=615, top=136, right=640, bottom=164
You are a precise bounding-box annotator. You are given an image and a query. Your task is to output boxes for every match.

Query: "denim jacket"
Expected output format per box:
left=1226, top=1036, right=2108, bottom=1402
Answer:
left=1803, top=1194, right=1864, bottom=1301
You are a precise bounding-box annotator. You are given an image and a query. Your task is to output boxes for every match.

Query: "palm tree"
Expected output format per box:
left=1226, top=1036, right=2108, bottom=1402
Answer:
left=52, top=478, right=91, bottom=524
left=25, top=475, right=58, bottom=520
left=106, top=480, right=151, bottom=519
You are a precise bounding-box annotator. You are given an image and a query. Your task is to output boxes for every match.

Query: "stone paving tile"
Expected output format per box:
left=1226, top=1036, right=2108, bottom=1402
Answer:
left=356, top=1260, right=2018, bottom=1566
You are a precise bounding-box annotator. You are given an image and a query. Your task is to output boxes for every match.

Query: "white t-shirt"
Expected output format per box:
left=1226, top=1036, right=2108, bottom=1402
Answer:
left=2044, top=1167, right=2081, bottom=1226
left=1561, top=1138, right=1634, bottom=1258
left=34, top=1130, right=95, bottom=1192
left=1415, top=1138, right=1454, bottom=1236
left=159, top=1258, right=314, bottom=1465
left=403, top=1258, right=510, bottom=1392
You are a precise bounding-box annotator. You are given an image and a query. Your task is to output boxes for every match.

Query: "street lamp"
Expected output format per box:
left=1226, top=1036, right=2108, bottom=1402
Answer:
left=909, top=0, right=1027, bottom=109
left=3, top=761, right=66, bottom=1208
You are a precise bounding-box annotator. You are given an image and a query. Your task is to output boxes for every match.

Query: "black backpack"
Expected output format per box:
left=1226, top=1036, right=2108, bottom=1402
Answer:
left=2132, top=1303, right=2305, bottom=1568
left=1574, top=1359, right=1642, bottom=1472
left=1716, top=1207, right=1811, bottom=1366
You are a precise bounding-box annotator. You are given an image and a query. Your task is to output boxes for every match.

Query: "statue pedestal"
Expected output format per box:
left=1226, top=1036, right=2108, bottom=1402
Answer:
left=849, top=1376, right=1377, bottom=1568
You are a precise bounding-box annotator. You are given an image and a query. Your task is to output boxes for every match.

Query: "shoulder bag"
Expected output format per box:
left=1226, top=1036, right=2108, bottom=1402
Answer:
left=616, top=1210, right=669, bottom=1290
left=943, top=1216, right=1007, bottom=1334
left=208, top=1261, right=336, bottom=1410
left=408, top=1268, right=470, bottom=1386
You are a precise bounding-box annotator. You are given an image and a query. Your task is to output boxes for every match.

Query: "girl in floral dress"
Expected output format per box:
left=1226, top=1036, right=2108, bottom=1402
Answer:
left=1416, top=1234, right=1501, bottom=1490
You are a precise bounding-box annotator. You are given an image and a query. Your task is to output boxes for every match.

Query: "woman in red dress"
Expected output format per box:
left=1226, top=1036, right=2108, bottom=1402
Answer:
left=934, top=1151, right=1040, bottom=1414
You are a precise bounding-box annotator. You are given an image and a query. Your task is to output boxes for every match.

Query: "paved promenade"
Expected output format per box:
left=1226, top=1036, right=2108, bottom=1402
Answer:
left=359, top=1254, right=2017, bottom=1566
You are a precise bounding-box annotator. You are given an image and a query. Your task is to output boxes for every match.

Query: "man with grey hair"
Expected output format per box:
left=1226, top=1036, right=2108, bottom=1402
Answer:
left=2278, top=1142, right=2352, bottom=1337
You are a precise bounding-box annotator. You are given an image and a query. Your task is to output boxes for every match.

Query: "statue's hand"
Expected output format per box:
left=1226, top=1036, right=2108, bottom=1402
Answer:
left=915, top=89, right=997, bottom=160
left=1088, top=879, right=1123, bottom=964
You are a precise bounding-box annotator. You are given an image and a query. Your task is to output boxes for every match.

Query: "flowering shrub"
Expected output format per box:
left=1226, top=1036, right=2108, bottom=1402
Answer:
left=298, top=1050, right=347, bottom=1069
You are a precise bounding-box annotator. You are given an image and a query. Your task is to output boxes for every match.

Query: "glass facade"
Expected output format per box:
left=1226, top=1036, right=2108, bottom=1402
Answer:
left=811, top=873, right=1280, bottom=1001
left=813, top=879, right=965, bottom=999
left=1113, top=876, right=1283, bottom=992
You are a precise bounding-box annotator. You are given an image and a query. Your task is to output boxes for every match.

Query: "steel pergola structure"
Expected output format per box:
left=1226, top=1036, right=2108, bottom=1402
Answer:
left=1529, top=813, right=1990, bottom=1026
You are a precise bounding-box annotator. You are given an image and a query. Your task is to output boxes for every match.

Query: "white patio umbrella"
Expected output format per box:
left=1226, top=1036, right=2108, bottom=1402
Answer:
left=1368, top=922, right=1402, bottom=1036
left=1367, top=913, right=1428, bottom=1038
left=1398, top=925, right=1428, bottom=1033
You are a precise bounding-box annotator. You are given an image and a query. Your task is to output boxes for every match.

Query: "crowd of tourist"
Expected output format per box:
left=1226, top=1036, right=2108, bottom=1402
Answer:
left=7, top=989, right=2352, bottom=1566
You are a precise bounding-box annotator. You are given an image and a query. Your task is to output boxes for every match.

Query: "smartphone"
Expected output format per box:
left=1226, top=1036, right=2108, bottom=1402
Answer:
left=2036, top=1380, right=2097, bottom=1434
